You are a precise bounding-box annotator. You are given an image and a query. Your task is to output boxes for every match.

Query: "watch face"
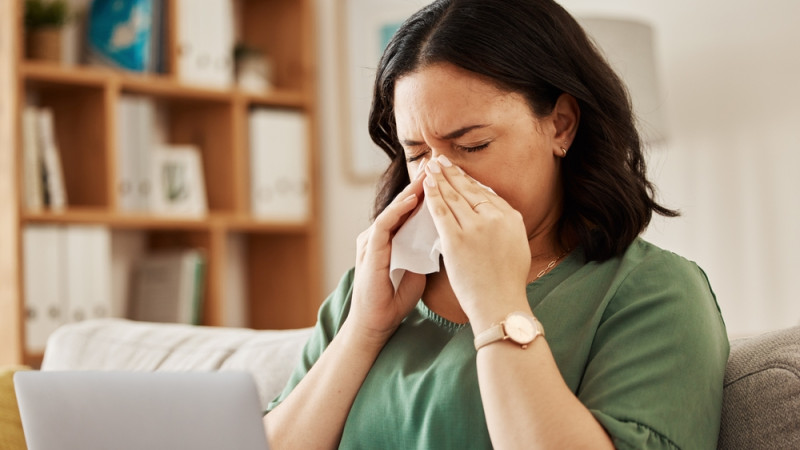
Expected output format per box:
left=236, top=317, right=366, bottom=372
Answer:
left=504, top=314, right=536, bottom=344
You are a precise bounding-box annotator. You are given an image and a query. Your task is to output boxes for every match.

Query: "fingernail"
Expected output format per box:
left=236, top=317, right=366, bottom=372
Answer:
left=437, top=155, right=452, bottom=167
left=425, top=176, right=436, bottom=187
left=414, top=160, right=428, bottom=178
left=427, top=160, right=441, bottom=173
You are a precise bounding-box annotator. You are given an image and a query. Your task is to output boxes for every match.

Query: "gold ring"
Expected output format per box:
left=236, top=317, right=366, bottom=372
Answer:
left=471, top=200, right=490, bottom=210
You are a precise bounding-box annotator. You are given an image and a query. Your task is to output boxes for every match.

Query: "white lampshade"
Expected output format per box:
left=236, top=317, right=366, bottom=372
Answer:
left=577, top=17, right=668, bottom=144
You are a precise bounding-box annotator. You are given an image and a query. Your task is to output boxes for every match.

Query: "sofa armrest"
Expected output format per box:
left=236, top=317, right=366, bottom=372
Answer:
left=41, top=319, right=312, bottom=408
left=719, top=325, right=800, bottom=449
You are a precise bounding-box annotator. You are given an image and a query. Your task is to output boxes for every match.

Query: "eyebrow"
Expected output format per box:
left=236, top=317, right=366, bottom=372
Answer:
left=400, top=124, right=489, bottom=146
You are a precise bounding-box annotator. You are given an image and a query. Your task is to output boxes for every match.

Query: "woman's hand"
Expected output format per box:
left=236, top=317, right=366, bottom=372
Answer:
left=423, top=155, right=531, bottom=325
left=349, top=168, right=428, bottom=345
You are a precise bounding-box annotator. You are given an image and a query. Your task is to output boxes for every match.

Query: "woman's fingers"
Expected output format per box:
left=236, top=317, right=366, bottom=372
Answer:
left=423, top=159, right=463, bottom=230
left=424, top=156, right=501, bottom=227
left=367, top=167, right=426, bottom=249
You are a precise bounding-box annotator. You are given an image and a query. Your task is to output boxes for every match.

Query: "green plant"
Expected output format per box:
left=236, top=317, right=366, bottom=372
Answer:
left=25, top=0, right=70, bottom=29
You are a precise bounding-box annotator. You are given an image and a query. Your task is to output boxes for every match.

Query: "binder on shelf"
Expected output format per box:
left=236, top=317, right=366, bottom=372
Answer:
left=116, top=95, right=164, bottom=212
left=116, top=96, right=140, bottom=211
left=23, top=224, right=115, bottom=352
left=129, top=250, right=206, bottom=325
left=22, top=106, right=44, bottom=211
left=248, top=108, right=310, bottom=222
left=135, top=98, right=161, bottom=210
left=176, top=0, right=235, bottom=87
left=22, top=225, right=67, bottom=353
left=37, top=108, right=68, bottom=211
left=64, top=225, right=113, bottom=324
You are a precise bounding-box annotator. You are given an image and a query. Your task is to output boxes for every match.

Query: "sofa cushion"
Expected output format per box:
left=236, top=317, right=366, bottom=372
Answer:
left=0, top=365, right=31, bottom=450
left=718, top=326, right=800, bottom=449
left=41, top=319, right=312, bottom=408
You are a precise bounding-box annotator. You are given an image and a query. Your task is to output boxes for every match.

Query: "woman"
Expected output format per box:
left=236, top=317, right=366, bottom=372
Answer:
left=265, top=0, right=728, bottom=448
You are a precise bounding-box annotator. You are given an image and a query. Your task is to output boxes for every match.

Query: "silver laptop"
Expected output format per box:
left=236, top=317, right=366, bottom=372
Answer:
left=14, top=371, right=269, bottom=450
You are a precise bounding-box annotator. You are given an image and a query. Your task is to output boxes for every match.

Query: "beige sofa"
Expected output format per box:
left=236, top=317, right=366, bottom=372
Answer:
left=41, top=319, right=313, bottom=409
left=40, top=319, right=800, bottom=449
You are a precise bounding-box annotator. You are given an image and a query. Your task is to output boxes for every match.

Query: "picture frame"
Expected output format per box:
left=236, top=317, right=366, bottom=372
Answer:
left=338, top=0, right=429, bottom=182
left=151, top=145, right=208, bottom=217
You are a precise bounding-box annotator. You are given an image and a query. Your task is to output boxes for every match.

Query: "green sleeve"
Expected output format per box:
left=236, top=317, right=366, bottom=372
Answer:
left=265, top=268, right=355, bottom=413
left=578, top=252, right=729, bottom=450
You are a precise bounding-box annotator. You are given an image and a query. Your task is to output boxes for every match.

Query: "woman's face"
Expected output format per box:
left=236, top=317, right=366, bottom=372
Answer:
left=393, top=62, right=565, bottom=239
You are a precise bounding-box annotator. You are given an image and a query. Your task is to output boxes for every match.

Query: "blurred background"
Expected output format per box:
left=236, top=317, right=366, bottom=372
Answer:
left=3, top=0, right=798, bottom=366
left=319, top=0, right=800, bottom=338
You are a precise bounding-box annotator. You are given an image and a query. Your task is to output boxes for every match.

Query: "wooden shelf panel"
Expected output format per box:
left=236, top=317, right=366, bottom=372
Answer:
left=120, top=73, right=232, bottom=103
left=22, top=209, right=312, bottom=233
left=20, top=61, right=308, bottom=107
left=241, top=90, right=308, bottom=109
left=22, top=209, right=211, bottom=229
left=20, top=61, right=111, bottom=87
left=223, top=216, right=311, bottom=233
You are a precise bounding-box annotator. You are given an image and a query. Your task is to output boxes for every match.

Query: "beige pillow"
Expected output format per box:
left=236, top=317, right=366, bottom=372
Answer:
left=0, top=365, right=30, bottom=450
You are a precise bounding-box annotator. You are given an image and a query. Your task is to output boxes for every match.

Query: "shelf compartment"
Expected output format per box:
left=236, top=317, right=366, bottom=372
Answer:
left=146, top=229, right=221, bottom=325
left=238, top=0, right=314, bottom=93
left=25, top=79, right=112, bottom=208
left=245, top=232, right=318, bottom=329
left=162, top=99, right=237, bottom=214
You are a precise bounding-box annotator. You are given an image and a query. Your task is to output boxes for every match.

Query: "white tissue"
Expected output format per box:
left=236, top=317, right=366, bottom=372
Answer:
left=389, top=179, right=495, bottom=291
left=389, top=196, right=442, bottom=290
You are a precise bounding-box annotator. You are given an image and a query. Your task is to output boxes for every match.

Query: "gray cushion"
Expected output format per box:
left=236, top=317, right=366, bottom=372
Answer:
left=718, top=326, right=800, bottom=449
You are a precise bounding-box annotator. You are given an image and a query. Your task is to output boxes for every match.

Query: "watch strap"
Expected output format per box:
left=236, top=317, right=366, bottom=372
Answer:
left=473, top=323, right=506, bottom=350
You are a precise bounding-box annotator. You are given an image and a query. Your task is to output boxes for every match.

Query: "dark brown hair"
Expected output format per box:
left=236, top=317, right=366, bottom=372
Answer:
left=368, top=0, right=677, bottom=262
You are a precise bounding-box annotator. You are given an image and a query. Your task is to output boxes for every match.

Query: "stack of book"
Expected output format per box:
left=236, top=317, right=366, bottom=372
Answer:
left=22, top=106, right=67, bottom=211
left=129, top=249, right=206, bottom=325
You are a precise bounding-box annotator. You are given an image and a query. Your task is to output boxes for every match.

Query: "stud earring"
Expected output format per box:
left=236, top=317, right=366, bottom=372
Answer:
left=560, top=147, right=567, bottom=157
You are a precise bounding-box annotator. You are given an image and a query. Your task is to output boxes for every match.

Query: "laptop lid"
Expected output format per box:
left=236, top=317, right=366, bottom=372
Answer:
left=14, top=371, right=269, bottom=450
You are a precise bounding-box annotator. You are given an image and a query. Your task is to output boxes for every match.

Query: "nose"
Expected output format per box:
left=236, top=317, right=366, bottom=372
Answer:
left=426, top=145, right=454, bottom=162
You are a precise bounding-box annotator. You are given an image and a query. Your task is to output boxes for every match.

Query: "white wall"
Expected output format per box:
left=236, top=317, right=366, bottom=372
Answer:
left=315, top=0, right=377, bottom=292
left=315, top=0, right=800, bottom=337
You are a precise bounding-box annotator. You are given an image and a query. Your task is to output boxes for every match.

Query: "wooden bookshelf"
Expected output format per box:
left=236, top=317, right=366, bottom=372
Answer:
left=0, top=0, right=321, bottom=366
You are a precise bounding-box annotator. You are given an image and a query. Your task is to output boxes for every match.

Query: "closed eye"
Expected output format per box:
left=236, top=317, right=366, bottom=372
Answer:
left=456, top=142, right=490, bottom=153
left=406, top=150, right=429, bottom=162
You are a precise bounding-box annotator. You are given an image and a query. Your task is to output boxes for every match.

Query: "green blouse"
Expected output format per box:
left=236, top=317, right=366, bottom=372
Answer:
left=268, top=238, right=729, bottom=449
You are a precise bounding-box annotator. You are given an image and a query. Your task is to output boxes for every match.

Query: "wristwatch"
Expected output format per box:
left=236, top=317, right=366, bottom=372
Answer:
left=473, top=311, right=545, bottom=351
